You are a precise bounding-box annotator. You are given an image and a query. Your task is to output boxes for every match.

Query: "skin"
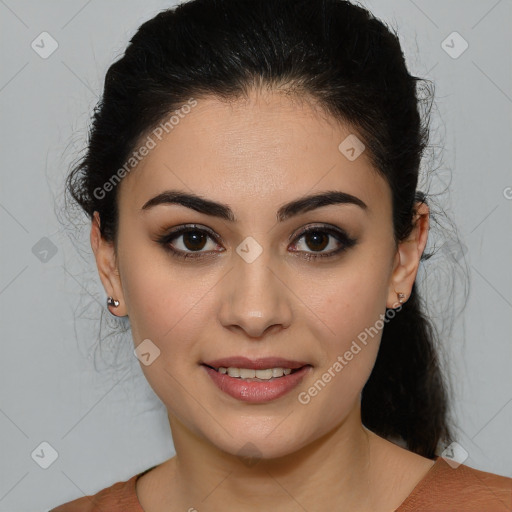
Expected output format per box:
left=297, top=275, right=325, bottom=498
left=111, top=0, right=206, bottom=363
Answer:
left=91, top=88, right=433, bottom=512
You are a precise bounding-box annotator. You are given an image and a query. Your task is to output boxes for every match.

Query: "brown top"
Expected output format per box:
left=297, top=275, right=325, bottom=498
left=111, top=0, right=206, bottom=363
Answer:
left=49, top=456, right=512, bottom=511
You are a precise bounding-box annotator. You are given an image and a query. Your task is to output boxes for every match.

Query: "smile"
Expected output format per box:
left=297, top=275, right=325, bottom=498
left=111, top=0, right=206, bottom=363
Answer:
left=210, top=366, right=297, bottom=380
left=201, top=357, right=312, bottom=403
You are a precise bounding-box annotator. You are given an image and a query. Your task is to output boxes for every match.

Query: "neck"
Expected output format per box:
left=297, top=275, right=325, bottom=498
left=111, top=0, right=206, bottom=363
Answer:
left=163, top=404, right=385, bottom=512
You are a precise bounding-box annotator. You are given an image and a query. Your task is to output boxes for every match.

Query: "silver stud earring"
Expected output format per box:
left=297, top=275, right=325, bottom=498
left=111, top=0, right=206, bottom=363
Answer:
left=397, top=292, right=406, bottom=304
left=107, top=296, right=120, bottom=308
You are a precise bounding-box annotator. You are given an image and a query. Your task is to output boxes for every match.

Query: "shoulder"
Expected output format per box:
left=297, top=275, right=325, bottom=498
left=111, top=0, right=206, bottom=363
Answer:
left=48, top=469, right=152, bottom=512
left=397, top=456, right=512, bottom=511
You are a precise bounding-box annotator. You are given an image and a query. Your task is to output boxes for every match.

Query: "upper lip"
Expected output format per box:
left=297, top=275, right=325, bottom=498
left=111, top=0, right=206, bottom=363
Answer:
left=202, top=357, right=310, bottom=370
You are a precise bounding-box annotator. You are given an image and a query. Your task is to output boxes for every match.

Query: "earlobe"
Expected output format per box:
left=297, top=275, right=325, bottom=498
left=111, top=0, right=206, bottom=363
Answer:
left=386, top=201, right=429, bottom=309
left=90, top=211, right=127, bottom=317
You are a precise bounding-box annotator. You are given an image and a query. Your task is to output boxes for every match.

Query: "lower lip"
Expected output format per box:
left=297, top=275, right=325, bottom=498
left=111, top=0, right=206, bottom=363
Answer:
left=202, top=365, right=311, bottom=403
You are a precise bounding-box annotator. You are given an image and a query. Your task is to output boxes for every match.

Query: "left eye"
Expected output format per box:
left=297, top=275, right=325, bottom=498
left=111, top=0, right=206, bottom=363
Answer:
left=289, top=226, right=357, bottom=260
left=291, top=228, right=341, bottom=253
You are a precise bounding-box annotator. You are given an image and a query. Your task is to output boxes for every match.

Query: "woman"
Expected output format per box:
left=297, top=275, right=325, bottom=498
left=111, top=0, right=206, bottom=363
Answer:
left=50, top=0, right=512, bottom=510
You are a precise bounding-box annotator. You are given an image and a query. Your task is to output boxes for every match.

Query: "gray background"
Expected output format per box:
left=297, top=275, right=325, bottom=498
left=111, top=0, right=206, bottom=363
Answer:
left=0, top=1, right=511, bottom=510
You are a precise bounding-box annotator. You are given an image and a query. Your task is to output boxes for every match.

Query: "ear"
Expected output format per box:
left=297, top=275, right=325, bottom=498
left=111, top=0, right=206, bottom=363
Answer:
left=386, top=201, right=429, bottom=309
left=90, top=211, right=128, bottom=317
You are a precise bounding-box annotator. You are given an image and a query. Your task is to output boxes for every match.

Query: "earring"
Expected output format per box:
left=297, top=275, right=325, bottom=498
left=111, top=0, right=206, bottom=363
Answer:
left=107, top=296, right=120, bottom=308
left=396, top=292, right=406, bottom=304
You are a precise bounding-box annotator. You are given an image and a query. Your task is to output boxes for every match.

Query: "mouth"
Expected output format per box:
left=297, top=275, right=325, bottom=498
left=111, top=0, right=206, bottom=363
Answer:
left=202, top=364, right=305, bottom=381
left=201, top=357, right=312, bottom=403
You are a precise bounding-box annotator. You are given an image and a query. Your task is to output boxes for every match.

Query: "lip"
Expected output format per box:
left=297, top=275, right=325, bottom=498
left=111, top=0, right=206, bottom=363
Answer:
left=202, top=356, right=310, bottom=370
left=202, top=360, right=312, bottom=403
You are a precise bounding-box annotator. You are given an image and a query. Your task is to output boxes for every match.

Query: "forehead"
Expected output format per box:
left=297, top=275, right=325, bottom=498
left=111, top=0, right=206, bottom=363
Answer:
left=117, top=90, right=390, bottom=218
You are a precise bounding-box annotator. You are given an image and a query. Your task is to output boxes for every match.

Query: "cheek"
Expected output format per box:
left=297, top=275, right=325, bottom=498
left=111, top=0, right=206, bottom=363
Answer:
left=296, top=281, right=385, bottom=431
left=297, top=258, right=390, bottom=409
left=301, top=261, right=389, bottom=348
left=119, top=242, right=209, bottom=346
left=121, top=257, right=213, bottom=418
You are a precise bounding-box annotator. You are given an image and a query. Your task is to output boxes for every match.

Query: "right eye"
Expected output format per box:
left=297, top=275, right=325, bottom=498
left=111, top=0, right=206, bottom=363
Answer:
left=156, top=224, right=223, bottom=260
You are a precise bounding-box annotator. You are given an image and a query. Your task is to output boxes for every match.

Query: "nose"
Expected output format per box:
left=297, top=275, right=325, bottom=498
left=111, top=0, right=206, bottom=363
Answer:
left=218, top=252, right=293, bottom=339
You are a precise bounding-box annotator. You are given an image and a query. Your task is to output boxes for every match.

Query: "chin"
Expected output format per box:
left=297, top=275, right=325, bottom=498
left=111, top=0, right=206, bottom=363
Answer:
left=198, top=419, right=315, bottom=462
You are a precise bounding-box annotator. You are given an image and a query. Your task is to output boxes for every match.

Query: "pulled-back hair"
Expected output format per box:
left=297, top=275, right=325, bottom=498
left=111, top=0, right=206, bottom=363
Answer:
left=66, top=0, right=463, bottom=458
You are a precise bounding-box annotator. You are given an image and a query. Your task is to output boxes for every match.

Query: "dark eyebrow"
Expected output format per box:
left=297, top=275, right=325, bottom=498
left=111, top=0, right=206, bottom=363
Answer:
left=140, top=189, right=368, bottom=222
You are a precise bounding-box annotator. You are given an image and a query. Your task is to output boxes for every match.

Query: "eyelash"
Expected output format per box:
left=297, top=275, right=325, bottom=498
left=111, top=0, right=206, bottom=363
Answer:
left=156, top=223, right=357, bottom=261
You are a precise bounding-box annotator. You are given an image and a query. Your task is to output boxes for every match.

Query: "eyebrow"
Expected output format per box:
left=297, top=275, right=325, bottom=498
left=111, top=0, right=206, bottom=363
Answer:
left=140, top=189, right=368, bottom=222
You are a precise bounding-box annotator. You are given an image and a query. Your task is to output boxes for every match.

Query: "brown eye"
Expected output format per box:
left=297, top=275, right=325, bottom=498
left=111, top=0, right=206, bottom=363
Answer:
left=156, top=224, right=222, bottom=260
left=157, top=223, right=357, bottom=262
left=181, top=230, right=209, bottom=251
left=290, top=225, right=357, bottom=260
left=303, top=231, right=330, bottom=252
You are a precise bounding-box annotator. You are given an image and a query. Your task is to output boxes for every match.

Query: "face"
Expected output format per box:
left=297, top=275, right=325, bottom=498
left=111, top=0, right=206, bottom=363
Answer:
left=94, top=89, right=411, bottom=459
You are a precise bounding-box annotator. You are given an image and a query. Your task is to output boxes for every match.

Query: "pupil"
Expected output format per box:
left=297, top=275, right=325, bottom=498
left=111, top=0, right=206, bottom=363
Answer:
left=184, top=231, right=206, bottom=251
left=307, top=232, right=328, bottom=251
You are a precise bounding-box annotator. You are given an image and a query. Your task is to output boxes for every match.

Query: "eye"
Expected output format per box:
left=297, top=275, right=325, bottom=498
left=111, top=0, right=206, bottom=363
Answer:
left=289, top=224, right=357, bottom=260
left=156, top=224, right=222, bottom=260
left=156, top=223, right=357, bottom=261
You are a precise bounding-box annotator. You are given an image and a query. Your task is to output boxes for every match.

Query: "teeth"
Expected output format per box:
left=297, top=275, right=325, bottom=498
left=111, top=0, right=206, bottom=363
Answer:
left=255, top=369, right=273, bottom=379
left=227, top=367, right=240, bottom=377
left=240, top=368, right=255, bottom=379
left=218, top=367, right=296, bottom=379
